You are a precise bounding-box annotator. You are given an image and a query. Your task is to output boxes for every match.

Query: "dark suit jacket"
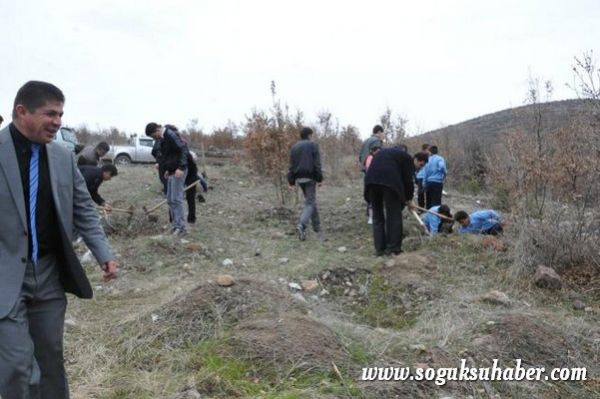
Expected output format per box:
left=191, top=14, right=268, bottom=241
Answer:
left=364, top=147, right=415, bottom=203
left=0, top=126, right=113, bottom=318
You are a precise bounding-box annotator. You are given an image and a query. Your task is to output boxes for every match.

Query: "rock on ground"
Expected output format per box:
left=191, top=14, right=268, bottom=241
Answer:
left=533, top=265, right=562, bottom=289
left=480, top=290, right=511, bottom=307
left=215, top=275, right=235, bottom=287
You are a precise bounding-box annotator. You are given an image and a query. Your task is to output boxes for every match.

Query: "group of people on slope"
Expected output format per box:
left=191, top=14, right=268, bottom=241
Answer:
left=287, top=123, right=506, bottom=257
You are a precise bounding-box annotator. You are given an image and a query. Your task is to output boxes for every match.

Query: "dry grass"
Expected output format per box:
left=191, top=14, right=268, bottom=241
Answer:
left=63, top=163, right=599, bottom=398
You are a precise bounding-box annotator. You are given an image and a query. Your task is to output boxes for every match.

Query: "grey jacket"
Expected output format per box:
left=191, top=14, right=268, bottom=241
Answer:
left=0, top=126, right=113, bottom=318
left=359, top=135, right=383, bottom=168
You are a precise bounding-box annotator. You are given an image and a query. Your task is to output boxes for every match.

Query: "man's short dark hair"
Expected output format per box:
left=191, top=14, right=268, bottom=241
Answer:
left=414, top=152, right=429, bottom=163
left=438, top=204, right=452, bottom=218
left=454, top=210, right=469, bottom=222
left=96, top=142, right=110, bottom=153
left=101, top=164, right=118, bottom=177
left=397, top=144, right=408, bottom=152
left=300, top=127, right=313, bottom=139
left=145, top=122, right=161, bottom=136
left=13, top=81, right=65, bottom=118
left=429, top=145, right=439, bottom=154
left=373, top=125, right=384, bottom=134
left=421, top=143, right=430, bottom=151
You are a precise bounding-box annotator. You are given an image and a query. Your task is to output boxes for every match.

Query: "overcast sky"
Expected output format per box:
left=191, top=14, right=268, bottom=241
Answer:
left=1, top=0, right=598, bottom=138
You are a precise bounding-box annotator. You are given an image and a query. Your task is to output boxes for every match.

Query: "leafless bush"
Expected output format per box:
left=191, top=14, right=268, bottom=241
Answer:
left=242, top=82, right=302, bottom=205
left=315, top=110, right=361, bottom=182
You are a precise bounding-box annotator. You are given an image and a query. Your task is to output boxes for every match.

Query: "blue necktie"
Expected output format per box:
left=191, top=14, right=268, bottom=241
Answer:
left=29, top=143, right=41, bottom=264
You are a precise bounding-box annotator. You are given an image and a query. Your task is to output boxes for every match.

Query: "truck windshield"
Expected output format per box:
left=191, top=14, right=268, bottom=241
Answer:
left=61, top=128, right=78, bottom=145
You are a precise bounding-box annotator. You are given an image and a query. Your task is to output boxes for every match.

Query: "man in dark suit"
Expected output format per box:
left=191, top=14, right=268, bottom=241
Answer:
left=364, top=147, right=418, bottom=256
left=0, top=81, right=118, bottom=398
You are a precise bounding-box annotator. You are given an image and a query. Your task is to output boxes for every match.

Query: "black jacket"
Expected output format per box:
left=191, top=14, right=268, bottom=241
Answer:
left=79, top=165, right=105, bottom=205
left=364, top=147, right=415, bottom=203
left=287, top=139, right=323, bottom=185
left=161, top=128, right=188, bottom=174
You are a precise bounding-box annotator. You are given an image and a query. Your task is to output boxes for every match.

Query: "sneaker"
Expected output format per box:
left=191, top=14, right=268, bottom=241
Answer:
left=315, top=230, right=328, bottom=242
left=296, top=224, right=306, bottom=241
left=172, top=228, right=187, bottom=238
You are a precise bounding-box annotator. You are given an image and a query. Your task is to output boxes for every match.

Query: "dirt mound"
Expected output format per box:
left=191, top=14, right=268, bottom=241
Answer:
left=118, top=278, right=306, bottom=347
left=229, top=313, right=347, bottom=372
left=562, top=263, right=600, bottom=300
left=471, top=314, right=575, bottom=369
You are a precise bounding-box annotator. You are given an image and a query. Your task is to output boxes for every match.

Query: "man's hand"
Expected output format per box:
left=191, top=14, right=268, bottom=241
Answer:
left=406, top=201, right=416, bottom=211
left=317, top=182, right=323, bottom=188
left=288, top=184, right=295, bottom=191
left=101, top=260, right=118, bottom=282
left=103, top=204, right=112, bottom=213
left=174, top=169, right=184, bottom=179
left=155, top=163, right=159, bottom=170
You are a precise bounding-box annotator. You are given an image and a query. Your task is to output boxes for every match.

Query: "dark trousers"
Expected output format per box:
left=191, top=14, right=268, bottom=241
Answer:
left=483, top=223, right=503, bottom=236
left=0, top=254, right=69, bottom=399
left=186, top=184, right=196, bottom=223
left=425, top=182, right=443, bottom=210
left=299, top=181, right=320, bottom=232
left=158, top=164, right=167, bottom=195
left=369, top=185, right=404, bottom=255
left=416, top=178, right=425, bottom=209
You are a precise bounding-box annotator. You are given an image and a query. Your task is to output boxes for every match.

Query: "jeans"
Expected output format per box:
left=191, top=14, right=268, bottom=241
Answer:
left=167, top=170, right=187, bottom=232
left=298, top=181, right=320, bottom=232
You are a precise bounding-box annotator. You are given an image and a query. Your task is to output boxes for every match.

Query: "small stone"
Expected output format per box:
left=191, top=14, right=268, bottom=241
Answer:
left=480, top=290, right=511, bottom=307
left=180, top=238, right=190, bottom=244
left=182, top=388, right=202, bottom=399
left=279, top=257, right=290, bottom=264
left=222, top=259, right=233, bottom=267
left=486, top=321, right=496, bottom=326
left=573, top=300, right=586, bottom=310
left=64, top=319, right=77, bottom=331
left=271, top=232, right=285, bottom=239
left=217, top=248, right=224, bottom=253
left=319, top=289, right=329, bottom=296
left=288, top=282, right=302, bottom=290
left=301, top=280, right=319, bottom=291
left=584, top=307, right=593, bottom=313
left=533, top=265, right=562, bottom=289
left=414, top=363, right=429, bottom=369
left=337, top=246, right=347, bottom=253
left=185, top=243, right=203, bottom=252
left=151, top=314, right=159, bottom=322
left=215, top=275, right=235, bottom=287
left=410, top=344, right=426, bottom=352
left=384, top=259, right=396, bottom=268
left=255, top=248, right=261, bottom=256
left=155, top=261, right=164, bottom=268
left=291, top=292, right=308, bottom=303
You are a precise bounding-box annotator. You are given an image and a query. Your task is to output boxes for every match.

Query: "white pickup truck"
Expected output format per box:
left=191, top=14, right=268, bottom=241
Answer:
left=53, top=127, right=80, bottom=152
left=102, top=136, right=156, bottom=165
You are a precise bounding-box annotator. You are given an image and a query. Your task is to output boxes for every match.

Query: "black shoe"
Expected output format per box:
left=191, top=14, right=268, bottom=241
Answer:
left=197, top=194, right=206, bottom=203
left=296, top=224, right=306, bottom=241
left=375, top=251, right=385, bottom=257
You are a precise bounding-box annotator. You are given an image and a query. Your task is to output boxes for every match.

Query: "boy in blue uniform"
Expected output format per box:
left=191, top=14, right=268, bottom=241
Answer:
left=454, top=209, right=504, bottom=235
left=421, top=204, right=452, bottom=235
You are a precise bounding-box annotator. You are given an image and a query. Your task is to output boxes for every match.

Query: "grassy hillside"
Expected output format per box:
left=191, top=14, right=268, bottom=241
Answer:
left=415, top=99, right=598, bottom=144
left=65, top=163, right=599, bottom=398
